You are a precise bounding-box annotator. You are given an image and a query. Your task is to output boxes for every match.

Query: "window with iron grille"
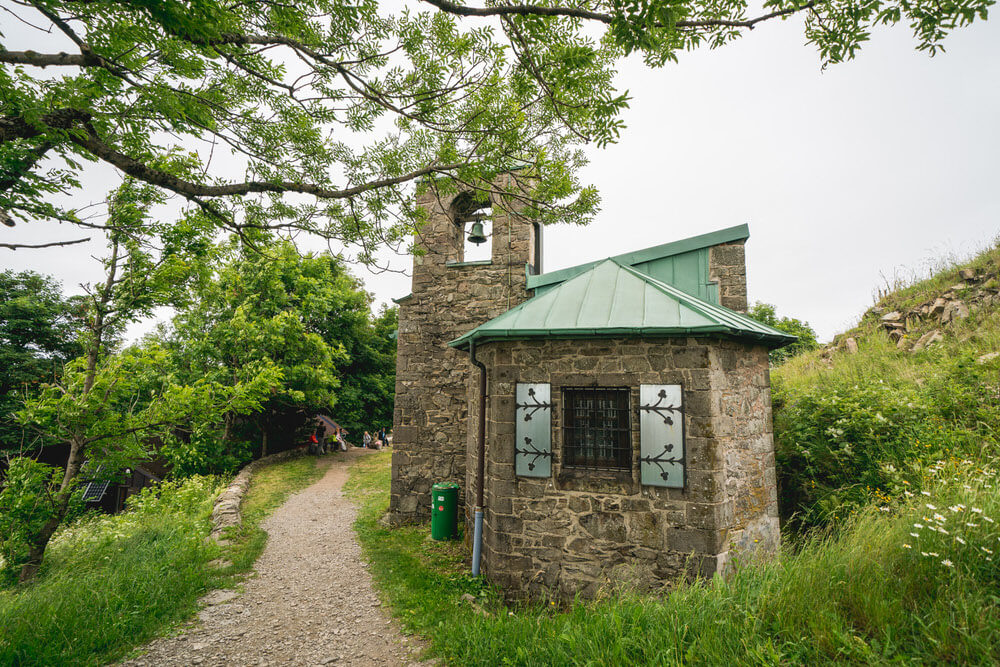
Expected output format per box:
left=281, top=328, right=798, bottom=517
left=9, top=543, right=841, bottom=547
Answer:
left=562, top=387, right=631, bottom=471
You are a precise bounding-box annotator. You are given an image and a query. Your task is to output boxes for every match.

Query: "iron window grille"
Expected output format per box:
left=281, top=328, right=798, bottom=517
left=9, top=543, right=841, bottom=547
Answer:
left=562, top=387, right=632, bottom=471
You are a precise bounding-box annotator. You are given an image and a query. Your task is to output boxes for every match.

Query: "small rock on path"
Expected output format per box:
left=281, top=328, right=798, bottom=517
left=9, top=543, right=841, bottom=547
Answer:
left=123, top=449, right=427, bottom=667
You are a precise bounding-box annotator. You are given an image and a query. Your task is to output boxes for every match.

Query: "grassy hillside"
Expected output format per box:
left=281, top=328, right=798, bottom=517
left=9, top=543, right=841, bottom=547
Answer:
left=773, top=241, right=1000, bottom=532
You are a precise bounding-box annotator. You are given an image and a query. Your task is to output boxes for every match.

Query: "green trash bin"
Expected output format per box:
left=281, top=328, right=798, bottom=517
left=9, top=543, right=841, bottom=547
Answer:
left=430, top=482, right=459, bottom=540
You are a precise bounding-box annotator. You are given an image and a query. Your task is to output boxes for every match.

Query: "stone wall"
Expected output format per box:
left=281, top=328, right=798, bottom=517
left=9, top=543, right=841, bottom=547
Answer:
left=709, top=242, right=748, bottom=312
left=711, top=342, right=780, bottom=559
left=468, top=336, right=777, bottom=599
left=389, top=176, right=536, bottom=523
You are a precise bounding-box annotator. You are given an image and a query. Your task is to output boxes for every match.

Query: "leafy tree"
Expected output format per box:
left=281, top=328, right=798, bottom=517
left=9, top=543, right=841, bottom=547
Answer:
left=163, top=240, right=347, bottom=464
left=161, top=239, right=398, bottom=460
left=0, top=271, right=83, bottom=450
left=325, top=304, right=398, bottom=435
left=748, top=302, right=820, bottom=365
left=0, top=457, right=64, bottom=585
left=15, top=343, right=279, bottom=580
left=1, top=0, right=990, bottom=253
left=10, top=179, right=279, bottom=581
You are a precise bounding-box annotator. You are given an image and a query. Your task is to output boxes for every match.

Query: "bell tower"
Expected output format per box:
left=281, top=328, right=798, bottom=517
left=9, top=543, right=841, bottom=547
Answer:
left=389, top=174, right=540, bottom=523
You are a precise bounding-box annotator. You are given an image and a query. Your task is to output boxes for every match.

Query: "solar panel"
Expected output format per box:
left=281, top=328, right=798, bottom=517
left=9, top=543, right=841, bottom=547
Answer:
left=82, top=479, right=111, bottom=502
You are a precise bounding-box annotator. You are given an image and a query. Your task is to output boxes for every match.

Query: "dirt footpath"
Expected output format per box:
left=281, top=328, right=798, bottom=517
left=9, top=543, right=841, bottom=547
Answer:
left=123, top=449, right=426, bottom=666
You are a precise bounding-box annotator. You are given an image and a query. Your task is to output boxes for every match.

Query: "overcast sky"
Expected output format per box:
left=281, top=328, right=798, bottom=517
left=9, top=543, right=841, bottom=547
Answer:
left=3, top=13, right=999, bottom=342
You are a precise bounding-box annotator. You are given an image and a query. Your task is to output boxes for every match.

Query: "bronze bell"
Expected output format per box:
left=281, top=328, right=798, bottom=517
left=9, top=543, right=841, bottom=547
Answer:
left=467, top=220, right=488, bottom=245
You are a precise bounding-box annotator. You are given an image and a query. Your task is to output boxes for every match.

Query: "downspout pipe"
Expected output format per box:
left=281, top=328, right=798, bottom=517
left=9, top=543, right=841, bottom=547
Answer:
left=469, top=339, right=487, bottom=576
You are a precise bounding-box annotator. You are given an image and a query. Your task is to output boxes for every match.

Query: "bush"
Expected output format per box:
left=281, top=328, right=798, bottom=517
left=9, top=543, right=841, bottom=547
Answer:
left=774, top=345, right=1000, bottom=533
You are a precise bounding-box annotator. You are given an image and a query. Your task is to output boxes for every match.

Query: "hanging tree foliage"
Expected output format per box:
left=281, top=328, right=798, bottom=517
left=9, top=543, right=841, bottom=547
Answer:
left=1, top=0, right=991, bottom=255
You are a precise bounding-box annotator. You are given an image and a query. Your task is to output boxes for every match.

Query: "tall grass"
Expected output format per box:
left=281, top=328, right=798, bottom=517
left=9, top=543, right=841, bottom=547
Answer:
left=348, top=453, right=1000, bottom=665
left=0, top=476, right=222, bottom=666
left=0, top=454, right=330, bottom=666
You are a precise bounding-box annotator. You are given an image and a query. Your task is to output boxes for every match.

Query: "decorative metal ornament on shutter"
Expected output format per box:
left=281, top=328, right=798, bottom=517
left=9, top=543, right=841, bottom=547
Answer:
left=514, top=383, right=552, bottom=477
left=639, top=385, right=685, bottom=488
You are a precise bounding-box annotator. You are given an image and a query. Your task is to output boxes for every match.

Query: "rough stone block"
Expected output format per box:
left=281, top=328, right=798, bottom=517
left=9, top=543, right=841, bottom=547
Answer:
left=578, top=512, right=627, bottom=542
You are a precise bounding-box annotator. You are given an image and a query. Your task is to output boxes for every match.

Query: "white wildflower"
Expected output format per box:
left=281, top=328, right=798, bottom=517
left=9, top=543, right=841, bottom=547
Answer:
left=971, top=507, right=983, bottom=514
left=933, top=513, right=946, bottom=522
left=926, top=503, right=938, bottom=511
left=941, top=559, right=953, bottom=567
left=948, top=505, right=962, bottom=513
left=929, top=552, right=940, bottom=557
left=910, top=532, right=920, bottom=538
left=903, top=544, right=912, bottom=549
left=904, top=491, right=914, bottom=497
left=981, top=547, right=993, bottom=555
left=914, top=523, right=923, bottom=529
left=956, top=537, right=966, bottom=545
left=921, top=552, right=930, bottom=557
left=983, top=516, right=994, bottom=523
left=966, top=523, right=979, bottom=527
left=921, top=491, right=932, bottom=497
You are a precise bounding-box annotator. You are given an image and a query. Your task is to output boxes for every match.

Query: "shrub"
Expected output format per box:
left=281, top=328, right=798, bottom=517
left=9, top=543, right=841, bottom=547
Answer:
left=774, top=345, right=1000, bottom=533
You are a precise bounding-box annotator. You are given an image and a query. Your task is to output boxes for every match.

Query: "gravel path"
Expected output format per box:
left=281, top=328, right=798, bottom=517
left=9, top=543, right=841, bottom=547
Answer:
left=123, top=449, right=426, bottom=667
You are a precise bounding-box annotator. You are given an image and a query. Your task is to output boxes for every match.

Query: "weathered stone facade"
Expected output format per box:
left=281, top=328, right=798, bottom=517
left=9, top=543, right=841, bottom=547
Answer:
left=709, top=242, right=748, bottom=313
left=389, top=178, right=537, bottom=523
left=389, top=188, right=781, bottom=597
left=466, top=337, right=778, bottom=598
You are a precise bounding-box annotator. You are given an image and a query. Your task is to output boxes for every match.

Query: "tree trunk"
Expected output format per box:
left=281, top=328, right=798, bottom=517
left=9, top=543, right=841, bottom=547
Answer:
left=19, top=435, right=86, bottom=582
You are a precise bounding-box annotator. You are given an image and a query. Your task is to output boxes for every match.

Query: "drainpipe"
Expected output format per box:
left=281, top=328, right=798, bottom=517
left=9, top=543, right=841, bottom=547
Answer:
left=531, top=221, right=542, bottom=275
left=469, top=339, right=487, bottom=576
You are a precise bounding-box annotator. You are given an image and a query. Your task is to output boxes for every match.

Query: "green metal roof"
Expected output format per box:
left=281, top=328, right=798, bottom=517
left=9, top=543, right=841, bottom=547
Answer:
left=450, top=258, right=796, bottom=350
left=526, top=223, right=749, bottom=295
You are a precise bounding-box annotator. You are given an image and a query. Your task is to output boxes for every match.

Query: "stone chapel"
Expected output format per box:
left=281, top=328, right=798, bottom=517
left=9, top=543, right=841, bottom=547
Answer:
left=389, top=177, right=794, bottom=598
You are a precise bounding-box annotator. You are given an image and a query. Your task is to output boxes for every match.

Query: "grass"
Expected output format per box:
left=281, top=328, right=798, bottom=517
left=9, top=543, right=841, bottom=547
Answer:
left=0, top=452, right=331, bottom=666
left=348, top=452, right=1000, bottom=665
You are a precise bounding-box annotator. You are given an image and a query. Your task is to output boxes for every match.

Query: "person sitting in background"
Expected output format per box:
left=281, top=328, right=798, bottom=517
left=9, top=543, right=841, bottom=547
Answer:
left=363, top=430, right=372, bottom=448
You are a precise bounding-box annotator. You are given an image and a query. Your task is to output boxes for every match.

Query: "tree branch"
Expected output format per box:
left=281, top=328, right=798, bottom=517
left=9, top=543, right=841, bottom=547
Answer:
left=418, top=0, right=817, bottom=30
left=0, top=50, right=100, bottom=67
left=0, top=237, right=91, bottom=250
left=420, top=0, right=612, bottom=22
left=0, top=108, right=92, bottom=142
left=67, top=118, right=468, bottom=199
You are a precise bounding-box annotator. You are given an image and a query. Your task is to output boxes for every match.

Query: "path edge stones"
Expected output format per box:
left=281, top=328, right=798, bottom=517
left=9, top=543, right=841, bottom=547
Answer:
left=210, top=448, right=306, bottom=543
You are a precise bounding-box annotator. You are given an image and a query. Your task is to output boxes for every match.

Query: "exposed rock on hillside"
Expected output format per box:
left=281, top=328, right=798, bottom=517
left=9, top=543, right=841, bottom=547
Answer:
left=823, top=265, right=999, bottom=360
